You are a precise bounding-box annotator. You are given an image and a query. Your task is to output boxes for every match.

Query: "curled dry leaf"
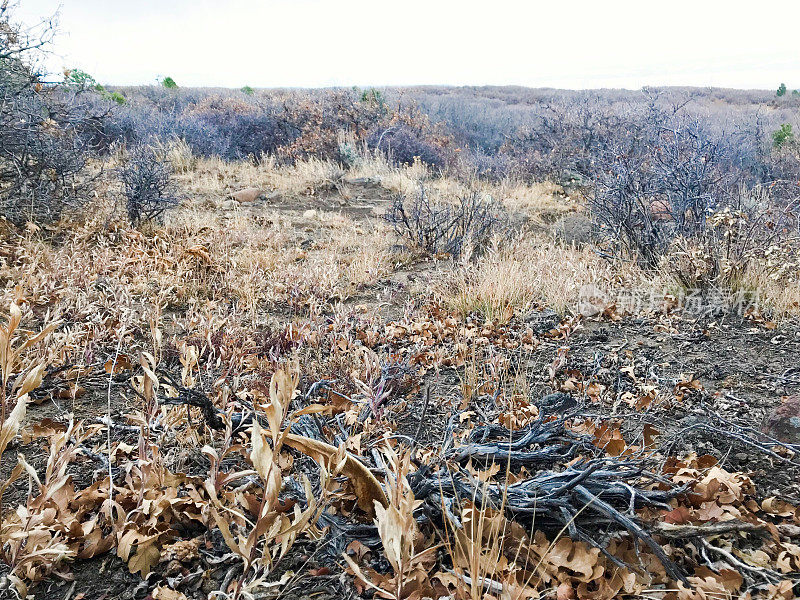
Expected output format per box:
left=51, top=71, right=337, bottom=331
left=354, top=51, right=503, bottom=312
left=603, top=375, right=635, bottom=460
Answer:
left=545, top=537, right=603, bottom=583
left=761, top=497, right=798, bottom=519
left=104, top=353, right=133, bottom=374
left=557, top=582, right=576, bottom=600
left=0, top=386, right=31, bottom=454
left=284, top=433, right=387, bottom=516
left=250, top=420, right=282, bottom=508
left=677, top=567, right=743, bottom=600
left=766, top=580, right=795, bottom=600
left=152, top=586, right=189, bottom=600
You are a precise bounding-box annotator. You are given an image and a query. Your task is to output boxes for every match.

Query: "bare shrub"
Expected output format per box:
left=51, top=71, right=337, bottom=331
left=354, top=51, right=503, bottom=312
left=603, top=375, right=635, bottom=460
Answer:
left=383, top=188, right=506, bottom=258
left=118, top=145, right=178, bottom=225
left=367, top=125, right=446, bottom=169
left=500, top=95, right=621, bottom=184
left=182, top=95, right=291, bottom=160
left=589, top=106, right=735, bottom=266
left=0, top=3, right=106, bottom=225
left=454, top=148, right=516, bottom=182
left=663, top=201, right=800, bottom=294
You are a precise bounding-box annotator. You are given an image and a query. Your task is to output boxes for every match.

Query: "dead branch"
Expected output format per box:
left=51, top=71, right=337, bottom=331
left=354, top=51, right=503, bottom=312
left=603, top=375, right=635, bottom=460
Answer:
left=653, top=520, right=800, bottom=539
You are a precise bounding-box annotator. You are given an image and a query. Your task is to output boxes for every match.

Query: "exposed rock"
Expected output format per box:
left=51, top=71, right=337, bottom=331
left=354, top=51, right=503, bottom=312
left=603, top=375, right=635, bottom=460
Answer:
left=230, top=187, right=264, bottom=203
left=764, top=396, right=800, bottom=443
left=302, top=209, right=318, bottom=220
left=221, top=200, right=239, bottom=210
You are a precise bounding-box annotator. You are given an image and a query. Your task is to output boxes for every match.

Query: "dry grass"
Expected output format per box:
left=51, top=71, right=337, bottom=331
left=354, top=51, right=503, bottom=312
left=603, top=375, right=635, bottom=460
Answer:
left=172, top=144, right=571, bottom=227
left=650, top=221, right=800, bottom=322
left=653, top=263, right=800, bottom=322
left=152, top=138, right=197, bottom=174
left=440, top=234, right=635, bottom=320
left=494, top=180, right=577, bottom=219
left=0, top=203, right=396, bottom=368
left=348, top=150, right=430, bottom=194
left=735, top=264, right=800, bottom=319
left=176, top=154, right=344, bottom=201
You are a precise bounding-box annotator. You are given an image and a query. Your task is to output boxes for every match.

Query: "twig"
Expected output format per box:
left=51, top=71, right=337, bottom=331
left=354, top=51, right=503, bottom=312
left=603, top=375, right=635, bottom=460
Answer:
left=62, top=581, right=77, bottom=600
left=446, top=570, right=504, bottom=594
left=106, top=323, right=126, bottom=507
left=653, top=520, right=800, bottom=539
left=699, top=538, right=782, bottom=584
left=411, top=384, right=431, bottom=450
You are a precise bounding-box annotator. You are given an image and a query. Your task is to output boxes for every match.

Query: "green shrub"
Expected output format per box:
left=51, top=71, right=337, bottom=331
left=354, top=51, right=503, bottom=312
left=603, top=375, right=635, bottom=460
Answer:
left=360, top=87, right=385, bottom=108
left=241, top=85, right=254, bottom=95
left=64, top=69, right=125, bottom=104
left=776, top=83, right=787, bottom=97
left=161, top=76, right=178, bottom=89
left=63, top=68, right=98, bottom=89
left=772, top=124, right=794, bottom=149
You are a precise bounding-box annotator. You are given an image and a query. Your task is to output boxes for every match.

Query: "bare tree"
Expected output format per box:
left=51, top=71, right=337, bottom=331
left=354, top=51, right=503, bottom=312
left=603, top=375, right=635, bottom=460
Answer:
left=0, top=1, right=107, bottom=225
left=0, top=1, right=56, bottom=62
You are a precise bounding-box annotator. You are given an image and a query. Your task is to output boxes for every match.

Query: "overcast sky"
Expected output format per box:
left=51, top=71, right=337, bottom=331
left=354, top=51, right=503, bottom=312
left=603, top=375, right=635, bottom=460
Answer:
left=15, top=0, right=800, bottom=90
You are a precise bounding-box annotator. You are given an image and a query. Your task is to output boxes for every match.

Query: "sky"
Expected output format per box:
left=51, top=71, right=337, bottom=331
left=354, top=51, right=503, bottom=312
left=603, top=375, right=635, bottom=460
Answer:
left=14, top=0, right=800, bottom=90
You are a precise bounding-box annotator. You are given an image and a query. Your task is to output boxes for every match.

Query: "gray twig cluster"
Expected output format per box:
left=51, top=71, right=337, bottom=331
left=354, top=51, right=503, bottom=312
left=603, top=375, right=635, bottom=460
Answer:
left=383, top=188, right=506, bottom=258
left=117, top=145, right=177, bottom=225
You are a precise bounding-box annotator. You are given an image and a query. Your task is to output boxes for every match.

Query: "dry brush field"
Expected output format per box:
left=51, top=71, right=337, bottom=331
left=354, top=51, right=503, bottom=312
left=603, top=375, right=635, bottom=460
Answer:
left=0, top=150, right=799, bottom=600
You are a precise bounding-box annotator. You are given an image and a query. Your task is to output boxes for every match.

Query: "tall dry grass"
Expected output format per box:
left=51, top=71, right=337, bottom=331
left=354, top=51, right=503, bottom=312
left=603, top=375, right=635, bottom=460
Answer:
left=441, top=235, right=634, bottom=319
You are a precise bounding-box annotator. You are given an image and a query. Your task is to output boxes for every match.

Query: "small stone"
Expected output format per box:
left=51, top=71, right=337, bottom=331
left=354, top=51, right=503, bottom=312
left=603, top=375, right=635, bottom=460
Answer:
left=221, top=200, right=238, bottom=210
left=302, top=209, right=318, bottom=219
left=764, top=396, right=800, bottom=443
left=230, top=187, right=263, bottom=203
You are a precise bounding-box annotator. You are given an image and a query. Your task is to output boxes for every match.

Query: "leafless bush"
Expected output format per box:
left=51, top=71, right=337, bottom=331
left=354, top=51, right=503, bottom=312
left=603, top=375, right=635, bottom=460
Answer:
left=367, top=125, right=446, bottom=168
left=0, top=3, right=106, bottom=225
left=589, top=105, right=736, bottom=266
left=383, top=188, right=506, bottom=258
left=117, top=145, right=178, bottom=225
left=499, top=95, right=623, bottom=184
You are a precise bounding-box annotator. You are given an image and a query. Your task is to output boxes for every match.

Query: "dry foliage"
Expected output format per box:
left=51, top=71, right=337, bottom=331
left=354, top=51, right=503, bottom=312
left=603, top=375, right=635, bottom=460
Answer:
left=0, top=153, right=799, bottom=600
